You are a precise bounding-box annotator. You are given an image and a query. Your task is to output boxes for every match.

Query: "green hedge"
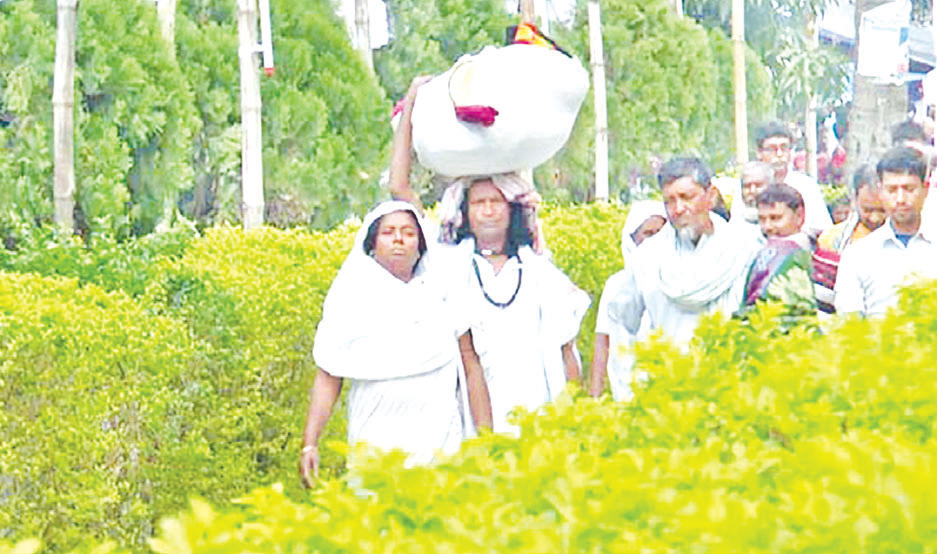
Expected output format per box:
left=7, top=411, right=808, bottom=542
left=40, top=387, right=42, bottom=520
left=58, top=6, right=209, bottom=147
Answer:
left=4, top=204, right=936, bottom=552
left=142, top=289, right=937, bottom=553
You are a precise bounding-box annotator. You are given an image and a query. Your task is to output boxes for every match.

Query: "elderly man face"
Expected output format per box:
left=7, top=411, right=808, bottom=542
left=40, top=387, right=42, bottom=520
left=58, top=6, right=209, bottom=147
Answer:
left=662, top=176, right=716, bottom=243
left=742, top=168, right=771, bottom=208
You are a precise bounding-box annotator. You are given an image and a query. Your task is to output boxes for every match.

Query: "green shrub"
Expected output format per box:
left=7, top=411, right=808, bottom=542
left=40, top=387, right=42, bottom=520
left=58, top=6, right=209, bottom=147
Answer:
left=6, top=206, right=937, bottom=553
left=0, top=273, right=199, bottom=551
left=0, top=224, right=197, bottom=296
left=145, top=284, right=937, bottom=553
left=540, top=201, right=630, bottom=377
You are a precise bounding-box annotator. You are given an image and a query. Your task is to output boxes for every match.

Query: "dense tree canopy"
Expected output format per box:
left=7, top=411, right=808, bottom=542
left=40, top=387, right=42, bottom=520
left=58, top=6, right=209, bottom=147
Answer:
left=0, top=0, right=390, bottom=240
left=537, top=0, right=774, bottom=201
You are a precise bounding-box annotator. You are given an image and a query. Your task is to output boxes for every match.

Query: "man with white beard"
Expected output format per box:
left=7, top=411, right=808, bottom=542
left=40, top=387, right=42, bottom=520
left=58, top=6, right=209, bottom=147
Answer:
left=606, top=157, right=761, bottom=347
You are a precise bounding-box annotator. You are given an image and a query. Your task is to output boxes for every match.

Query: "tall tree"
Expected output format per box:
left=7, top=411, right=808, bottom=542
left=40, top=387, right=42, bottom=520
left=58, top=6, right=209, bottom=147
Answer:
left=846, top=0, right=908, bottom=176
left=52, top=0, right=78, bottom=231
left=157, top=0, right=177, bottom=54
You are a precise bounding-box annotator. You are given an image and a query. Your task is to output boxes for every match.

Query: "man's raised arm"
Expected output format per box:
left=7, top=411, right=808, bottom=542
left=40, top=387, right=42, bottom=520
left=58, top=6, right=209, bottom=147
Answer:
left=389, top=77, right=432, bottom=210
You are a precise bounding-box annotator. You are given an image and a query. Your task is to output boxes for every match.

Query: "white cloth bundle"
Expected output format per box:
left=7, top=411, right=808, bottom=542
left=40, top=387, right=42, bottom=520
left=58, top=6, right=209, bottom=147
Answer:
left=411, top=44, right=589, bottom=176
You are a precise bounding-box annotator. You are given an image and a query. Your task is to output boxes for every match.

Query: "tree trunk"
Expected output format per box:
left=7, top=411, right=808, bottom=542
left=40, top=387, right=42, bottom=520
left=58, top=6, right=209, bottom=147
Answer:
left=588, top=1, right=609, bottom=201
left=846, top=0, right=907, bottom=177
left=53, top=0, right=78, bottom=232
left=354, top=0, right=372, bottom=71
left=237, top=0, right=264, bottom=229
left=731, top=0, right=748, bottom=165
left=156, top=0, right=176, bottom=55
left=805, top=14, right=819, bottom=179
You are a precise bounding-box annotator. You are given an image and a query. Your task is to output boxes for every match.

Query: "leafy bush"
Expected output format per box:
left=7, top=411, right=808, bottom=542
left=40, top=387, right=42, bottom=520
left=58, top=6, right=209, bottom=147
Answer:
left=4, top=206, right=937, bottom=553
left=144, top=286, right=937, bottom=553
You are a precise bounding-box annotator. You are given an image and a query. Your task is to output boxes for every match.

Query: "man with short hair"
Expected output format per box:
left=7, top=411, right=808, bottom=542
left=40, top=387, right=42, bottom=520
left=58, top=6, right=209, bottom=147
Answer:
left=813, top=165, right=886, bottom=312
left=835, top=147, right=937, bottom=316
left=731, top=161, right=773, bottom=239
left=740, top=185, right=816, bottom=324
left=755, top=121, right=833, bottom=236
left=605, top=157, right=760, bottom=347
left=817, top=165, right=886, bottom=253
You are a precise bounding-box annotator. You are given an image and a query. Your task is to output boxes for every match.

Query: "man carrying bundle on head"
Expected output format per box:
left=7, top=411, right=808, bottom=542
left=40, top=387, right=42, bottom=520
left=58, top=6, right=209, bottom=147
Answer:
left=389, top=67, right=590, bottom=435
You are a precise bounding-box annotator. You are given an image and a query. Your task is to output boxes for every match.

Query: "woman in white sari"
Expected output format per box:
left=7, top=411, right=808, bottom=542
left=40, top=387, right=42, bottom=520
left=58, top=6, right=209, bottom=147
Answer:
left=299, top=201, right=470, bottom=485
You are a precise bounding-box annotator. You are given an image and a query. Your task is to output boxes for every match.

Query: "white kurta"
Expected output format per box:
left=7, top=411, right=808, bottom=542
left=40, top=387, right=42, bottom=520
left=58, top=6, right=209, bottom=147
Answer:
left=607, top=214, right=760, bottom=347
left=440, top=243, right=589, bottom=435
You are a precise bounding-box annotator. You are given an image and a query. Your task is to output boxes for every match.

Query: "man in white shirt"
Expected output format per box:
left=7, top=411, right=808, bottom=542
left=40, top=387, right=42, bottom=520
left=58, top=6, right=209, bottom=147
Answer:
left=606, top=157, right=761, bottom=347
left=755, top=122, right=833, bottom=237
left=835, top=147, right=937, bottom=316
left=731, top=161, right=772, bottom=242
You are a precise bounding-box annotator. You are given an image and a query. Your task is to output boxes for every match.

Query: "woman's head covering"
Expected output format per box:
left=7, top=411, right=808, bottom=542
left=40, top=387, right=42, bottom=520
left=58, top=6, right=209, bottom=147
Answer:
left=354, top=200, right=427, bottom=272
left=313, top=201, right=459, bottom=381
left=437, top=172, right=543, bottom=252
left=621, top=200, right=667, bottom=261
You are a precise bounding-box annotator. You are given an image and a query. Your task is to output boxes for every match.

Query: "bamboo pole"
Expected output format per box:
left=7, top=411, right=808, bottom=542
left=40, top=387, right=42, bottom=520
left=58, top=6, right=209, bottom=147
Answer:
left=53, top=0, right=78, bottom=232
left=354, top=0, right=372, bottom=71
left=588, top=1, right=609, bottom=201
left=237, top=0, right=264, bottom=229
left=731, top=0, right=748, bottom=166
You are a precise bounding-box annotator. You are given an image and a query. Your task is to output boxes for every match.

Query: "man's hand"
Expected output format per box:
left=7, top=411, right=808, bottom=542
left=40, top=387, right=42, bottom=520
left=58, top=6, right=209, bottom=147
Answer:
left=299, top=444, right=319, bottom=488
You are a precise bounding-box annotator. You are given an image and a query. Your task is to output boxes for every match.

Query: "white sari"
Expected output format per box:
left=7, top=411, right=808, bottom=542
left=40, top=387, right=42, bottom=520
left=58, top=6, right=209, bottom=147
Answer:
left=313, top=201, right=468, bottom=465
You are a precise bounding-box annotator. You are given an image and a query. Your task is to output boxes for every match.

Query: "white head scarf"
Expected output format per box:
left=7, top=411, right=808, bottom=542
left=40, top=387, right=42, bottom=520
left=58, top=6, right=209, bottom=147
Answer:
left=312, top=201, right=460, bottom=380
left=621, top=201, right=668, bottom=262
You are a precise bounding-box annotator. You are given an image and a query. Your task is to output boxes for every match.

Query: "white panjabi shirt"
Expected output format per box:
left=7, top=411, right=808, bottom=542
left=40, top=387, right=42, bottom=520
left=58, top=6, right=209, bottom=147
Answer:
left=436, top=237, right=590, bottom=435
left=607, top=213, right=761, bottom=347
left=834, top=219, right=937, bottom=317
left=595, top=201, right=666, bottom=401
left=313, top=201, right=468, bottom=465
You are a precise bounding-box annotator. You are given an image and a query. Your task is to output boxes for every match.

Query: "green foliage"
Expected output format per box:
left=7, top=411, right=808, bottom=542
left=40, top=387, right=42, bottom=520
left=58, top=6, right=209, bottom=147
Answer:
left=147, top=281, right=937, bottom=551
left=0, top=0, right=391, bottom=236
left=540, top=202, right=629, bottom=368
left=5, top=206, right=937, bottom=553
left=0, top=224, right=197, bottom=297
left=374, top=0, right=513, bottom=100
left=0, top=223, right=355, bottom=551
left=175, top=0, right=392, bottom=229
left=538, top=0, right=774, bottom=201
